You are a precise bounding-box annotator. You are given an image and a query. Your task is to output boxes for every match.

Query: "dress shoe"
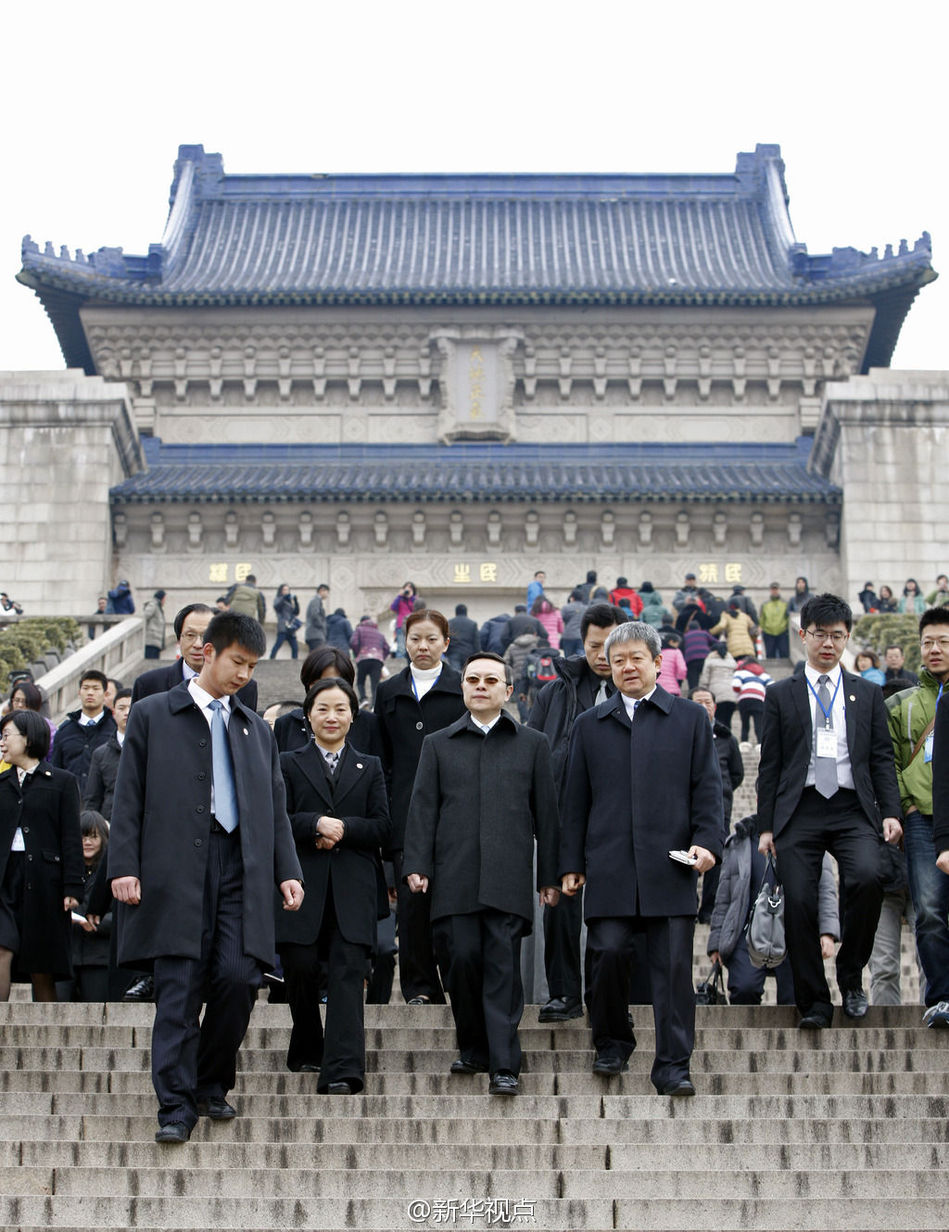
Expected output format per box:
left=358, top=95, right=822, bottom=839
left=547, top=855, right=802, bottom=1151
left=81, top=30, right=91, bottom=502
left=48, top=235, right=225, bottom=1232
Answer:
left=155, top=1121, right=191, bottom=1144
left=326, top=1081, right=354, bottom=1094
left=488, top=1070, right=519, bottom=1096
left=196, top=1097, right=237, bottom=1120
left=450, top=1057, right=488, bottom=1075
left=122, top=975, right=155, bottom=1002
left=923, top=1001, right=949, bottom=1028
left=658, top=1079, right=696, bottom=1097
left=407, top=995, right=432, bottom=1005
left=592, top=1055, right=629, bottom=1076
left=842, top=989, right=869, bottom=1019
left=538, top=996, right=584, bottom=1023
left=798, top=1011, right=832, bottom=1030
left=290, top=1063, right=321, bottom=1073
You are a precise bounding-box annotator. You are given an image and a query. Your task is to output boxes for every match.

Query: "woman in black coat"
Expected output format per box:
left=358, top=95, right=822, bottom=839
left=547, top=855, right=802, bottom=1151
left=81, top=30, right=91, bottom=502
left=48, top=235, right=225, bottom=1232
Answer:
left=272, top=646, right=383, bottom=760
left=277, top=678, right=390, bottom=1093
left=0, top=710, right=84, bottom=1001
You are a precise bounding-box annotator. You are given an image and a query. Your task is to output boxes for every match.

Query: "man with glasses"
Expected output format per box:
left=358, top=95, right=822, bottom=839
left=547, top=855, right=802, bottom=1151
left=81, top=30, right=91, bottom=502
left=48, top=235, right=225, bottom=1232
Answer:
left=886, top=609, right=949, bottom=1025
left=132, top=603, right=258, bottom=711
left=757, top=594, right=902, bottom=1028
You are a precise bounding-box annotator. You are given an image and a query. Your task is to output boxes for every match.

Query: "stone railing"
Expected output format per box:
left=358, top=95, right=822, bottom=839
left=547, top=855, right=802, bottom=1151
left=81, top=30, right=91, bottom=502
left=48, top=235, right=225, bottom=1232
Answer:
left=34, top=617, right=145, bottom=722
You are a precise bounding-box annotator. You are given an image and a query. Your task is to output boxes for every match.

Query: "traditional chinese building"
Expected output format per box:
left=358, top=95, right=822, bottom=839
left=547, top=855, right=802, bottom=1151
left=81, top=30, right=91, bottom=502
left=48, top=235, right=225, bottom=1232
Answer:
left=10, top=143, right=938, bottom=620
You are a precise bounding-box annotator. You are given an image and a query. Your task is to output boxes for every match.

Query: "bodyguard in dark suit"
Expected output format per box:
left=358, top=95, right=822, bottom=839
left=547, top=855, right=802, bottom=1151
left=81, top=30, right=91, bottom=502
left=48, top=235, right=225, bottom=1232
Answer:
left=757, top=593, right=902, bottom=1028
left=109, top=613, right=303, bottom=1144
left=375, top=610, right=466, bottom=1004
left=132, top=603, right=258, bottom=712
left=404, top=652, right=560, bottom=1097
left=277, top=678, right=390, bottom=1093
left=561, top=621, right=723, bottom=1096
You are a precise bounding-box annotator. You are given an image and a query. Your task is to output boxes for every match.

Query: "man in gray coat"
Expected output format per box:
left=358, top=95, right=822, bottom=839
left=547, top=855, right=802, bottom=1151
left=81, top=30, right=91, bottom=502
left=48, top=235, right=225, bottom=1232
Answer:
left=403, top=652, right=560, bottom=1097
left=110, top=612, right=304, bottom=1144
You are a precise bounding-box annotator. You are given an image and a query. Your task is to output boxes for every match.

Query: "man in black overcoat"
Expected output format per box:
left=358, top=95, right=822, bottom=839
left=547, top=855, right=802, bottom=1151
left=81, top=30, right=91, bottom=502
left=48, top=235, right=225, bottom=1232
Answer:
left=403, top=652, right=560, bottom=1097
left=757, top=593, right=902, bottom=1028
left=374, top=609, right=466, bottom=1003
left=561, top=621, right=723, bottom=1096
left=109, top=613, right=303, bottom=1144
left=131, top=603, right=258, bottom=711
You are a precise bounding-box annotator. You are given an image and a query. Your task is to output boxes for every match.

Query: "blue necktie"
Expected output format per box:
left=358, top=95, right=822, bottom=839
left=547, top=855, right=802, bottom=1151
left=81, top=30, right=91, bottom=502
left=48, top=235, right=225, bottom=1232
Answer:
left=208, top=699, right=238, bottom=832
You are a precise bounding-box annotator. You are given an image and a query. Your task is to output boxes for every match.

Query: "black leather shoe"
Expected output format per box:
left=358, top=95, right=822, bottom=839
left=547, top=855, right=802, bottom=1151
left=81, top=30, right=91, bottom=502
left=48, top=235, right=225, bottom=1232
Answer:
left=290, top=1063, right=321, bottom=1073
left=450, top=1058, right=488, bottom=1075
left=326, top=1081, right=354, bottom=1094
left=196, top=1097, right=237, bottom=1120
left=122, top=975, right=155, bottom=1003
left=538, top=996, right=584, bottom=1023
left=798, top=1011, right=831, bottom=1030
left=155, top=1121, right=191, bottom=1144
left=843, top=989, right=869, bottom=1019
left=488, top=1070, right=519, bottom=1095
left=659, top=1079, right=696, bottom=1097
left=592, top=1055, right=629, bottom=1076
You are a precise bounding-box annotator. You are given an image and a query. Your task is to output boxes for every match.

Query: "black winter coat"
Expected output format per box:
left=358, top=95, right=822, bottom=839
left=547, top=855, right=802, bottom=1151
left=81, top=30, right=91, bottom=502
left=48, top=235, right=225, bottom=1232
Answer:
left=0, top=762, right=84, bottom=977
left=50, top=711, right=118, bottom=795
left=528, top=655, right=608, bottom=798
left=277, top=743, right=390, bottom=948
left=373, top=663, right=466, bottom=850
left=403, top=712, right=560, bottom=927
left=561, top=687, right=724, bottom=919
left=84, top=735, right=122, bottom=819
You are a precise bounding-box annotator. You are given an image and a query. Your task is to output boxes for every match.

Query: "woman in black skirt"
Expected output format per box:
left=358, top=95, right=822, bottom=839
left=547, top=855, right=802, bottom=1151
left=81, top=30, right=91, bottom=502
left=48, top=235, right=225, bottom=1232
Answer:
left=0, top=709, right=84, bottom=1001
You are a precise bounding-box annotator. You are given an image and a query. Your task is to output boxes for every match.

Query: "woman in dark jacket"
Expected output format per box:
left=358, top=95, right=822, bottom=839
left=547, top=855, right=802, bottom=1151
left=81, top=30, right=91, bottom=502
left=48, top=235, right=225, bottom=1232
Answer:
left=0, top=709, right=84, bottom=1001
left=277, top=678, right=390, bottom=1091
left=273, top=646, right=383, bottom=760
left=57, top=810, right=111, bottom=1001
left=269, top=584, right=301, bottom=660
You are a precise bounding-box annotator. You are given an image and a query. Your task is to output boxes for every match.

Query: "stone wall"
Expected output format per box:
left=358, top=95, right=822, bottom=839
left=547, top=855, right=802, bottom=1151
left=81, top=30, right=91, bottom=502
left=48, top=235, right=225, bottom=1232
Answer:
left=0, top=371, right=142, bottom=615
left=812, top=370, right=949, bottom=609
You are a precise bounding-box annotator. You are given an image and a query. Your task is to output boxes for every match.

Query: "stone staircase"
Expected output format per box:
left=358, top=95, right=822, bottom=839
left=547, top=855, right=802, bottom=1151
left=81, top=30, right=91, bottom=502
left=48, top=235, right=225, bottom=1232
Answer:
left=1, top=931, right=943, bottom=1232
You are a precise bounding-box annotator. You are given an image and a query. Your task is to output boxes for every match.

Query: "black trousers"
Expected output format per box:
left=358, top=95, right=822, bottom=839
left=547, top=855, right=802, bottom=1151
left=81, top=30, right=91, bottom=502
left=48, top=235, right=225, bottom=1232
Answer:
left=587, top=914, right=695, bottom=1091
left=778, top=786, right=884, bottom=1017
left=543, top=887, right=583, bottom=1002
left=279, top=886, right=371, bottom=1091
left=151, top=828, right=260, bottom=1128
left=392, top=850, right=445, bottom=1003
left=433, top=909, right=526, bottom=1075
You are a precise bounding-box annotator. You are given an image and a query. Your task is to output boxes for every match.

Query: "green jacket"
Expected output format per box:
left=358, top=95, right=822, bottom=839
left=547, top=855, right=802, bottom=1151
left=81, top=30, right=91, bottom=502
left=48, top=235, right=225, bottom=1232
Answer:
left=886, top=668, right=945, bottom=816
left=759, top=598, right=789, bottom=637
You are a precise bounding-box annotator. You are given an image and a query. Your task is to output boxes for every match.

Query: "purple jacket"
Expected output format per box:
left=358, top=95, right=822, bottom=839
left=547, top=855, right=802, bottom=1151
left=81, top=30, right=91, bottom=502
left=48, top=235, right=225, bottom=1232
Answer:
left=351, top=620, right=390, bottom=662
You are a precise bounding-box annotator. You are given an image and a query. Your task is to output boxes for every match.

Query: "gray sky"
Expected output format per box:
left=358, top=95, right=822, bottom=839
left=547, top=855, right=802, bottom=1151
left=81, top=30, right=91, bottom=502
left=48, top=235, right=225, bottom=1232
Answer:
left=3, top=0, right=945, bottom=371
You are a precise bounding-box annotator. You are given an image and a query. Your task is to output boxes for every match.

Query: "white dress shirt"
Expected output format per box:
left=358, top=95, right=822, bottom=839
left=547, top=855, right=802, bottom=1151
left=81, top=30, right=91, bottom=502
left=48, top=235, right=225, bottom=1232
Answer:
left=803, top=663, right=854, bottom=790
left=188, top=678, right=232, bottom=815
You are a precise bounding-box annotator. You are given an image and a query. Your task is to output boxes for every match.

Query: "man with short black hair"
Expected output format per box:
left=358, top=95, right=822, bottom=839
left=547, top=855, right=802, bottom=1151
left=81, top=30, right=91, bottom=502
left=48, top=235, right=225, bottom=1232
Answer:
left=110, top=612, right=303, bottom=1144
left=528, top=603, right=627, bottom=1021
left=447, top=604, right=480, bottom=671
left=84, top=688, right=132, bottom=819
left=757, top=594, right=902, bottom=1028
left=50, top=670, right=117, bottom=793
left=132, top=603, right=258, bottom=710
left=304, top=584, right=330, bottom=651
left=885, top=643, right=919, bottom=687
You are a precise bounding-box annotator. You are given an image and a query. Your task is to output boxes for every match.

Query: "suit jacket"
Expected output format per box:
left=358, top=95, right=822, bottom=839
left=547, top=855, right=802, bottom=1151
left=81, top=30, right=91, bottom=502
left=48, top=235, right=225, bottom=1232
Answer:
left=560, top=686, right=724, bottom=920
left=131, top=659, right=258, bottom=712
left=276, top=742, right=390, bottom=948
left=374, top=662, right=466, bottom=850
left=108, top=682, right=302, bottom=968
left=402, top=711, right=560, bottom=927
left=756, top=671, right=901, bottom=838
left=274, top=707, right=383, bottom=761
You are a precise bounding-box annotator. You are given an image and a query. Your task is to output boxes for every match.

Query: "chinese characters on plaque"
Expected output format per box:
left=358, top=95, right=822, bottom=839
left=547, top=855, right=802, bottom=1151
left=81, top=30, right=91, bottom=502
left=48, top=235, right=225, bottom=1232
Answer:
left=697, top=563, right=743, bottom=585
left=453, top=563, right=499, bottom=585
left=208, top=562, right=254, bottom=585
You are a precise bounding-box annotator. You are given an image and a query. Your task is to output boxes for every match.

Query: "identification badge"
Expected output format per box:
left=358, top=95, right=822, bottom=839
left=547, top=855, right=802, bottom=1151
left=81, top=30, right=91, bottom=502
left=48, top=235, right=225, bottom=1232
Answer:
left=925, top=731, right=935, bottom=764
left=816, top=728, right=837, bottom=759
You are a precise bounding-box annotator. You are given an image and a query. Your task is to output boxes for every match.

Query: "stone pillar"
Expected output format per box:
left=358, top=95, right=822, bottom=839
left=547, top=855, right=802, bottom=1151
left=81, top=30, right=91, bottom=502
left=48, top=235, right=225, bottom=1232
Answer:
left=812, top=371, right=949, bottom=607
left=0, top=371, right=142, bottom=614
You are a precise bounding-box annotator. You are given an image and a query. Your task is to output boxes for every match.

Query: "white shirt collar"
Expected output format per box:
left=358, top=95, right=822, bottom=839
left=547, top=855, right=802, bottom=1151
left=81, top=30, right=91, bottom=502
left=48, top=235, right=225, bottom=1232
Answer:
left=469, top=712, right=502, bottom=734
left=804, top=662, right=843, bottom=688
left=188, top=677, right=231, bottom=715
left=181, top=660, right=199, bottom=680
left=622, top=685, right=657, bottom=718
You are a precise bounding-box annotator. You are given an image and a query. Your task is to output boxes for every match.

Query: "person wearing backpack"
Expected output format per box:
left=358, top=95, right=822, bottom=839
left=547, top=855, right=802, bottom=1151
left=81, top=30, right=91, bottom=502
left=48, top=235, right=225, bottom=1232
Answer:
left=503, top=631, right=547, bottom=722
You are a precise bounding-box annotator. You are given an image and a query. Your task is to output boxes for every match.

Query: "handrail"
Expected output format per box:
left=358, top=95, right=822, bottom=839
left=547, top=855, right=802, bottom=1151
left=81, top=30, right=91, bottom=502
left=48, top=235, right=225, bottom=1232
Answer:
left=33, top=618, right=145, bottom=722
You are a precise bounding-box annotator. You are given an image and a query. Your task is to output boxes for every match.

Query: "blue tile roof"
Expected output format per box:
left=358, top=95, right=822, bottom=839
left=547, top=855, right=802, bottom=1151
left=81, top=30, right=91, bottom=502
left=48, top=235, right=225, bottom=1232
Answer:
left=18, top=145, right=935, bottom=374
left=110, top=437, right=841, bottom=506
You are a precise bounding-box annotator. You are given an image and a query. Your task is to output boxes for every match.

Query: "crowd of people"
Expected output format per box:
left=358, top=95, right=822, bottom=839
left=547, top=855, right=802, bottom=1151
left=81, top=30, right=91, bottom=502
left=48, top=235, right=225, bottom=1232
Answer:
left=2, top=566, right=949, bottom=1145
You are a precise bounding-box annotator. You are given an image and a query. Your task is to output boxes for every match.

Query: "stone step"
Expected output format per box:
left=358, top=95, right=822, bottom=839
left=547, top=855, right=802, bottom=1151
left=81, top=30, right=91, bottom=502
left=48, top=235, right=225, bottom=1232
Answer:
left=7, top=1044, right=948, bottom=1076
left=3, top=1068, right=946, bottom=1098
left=5, top=1137, right=945, bottom=1174
left=5, top=1195, right=949, bottom=1231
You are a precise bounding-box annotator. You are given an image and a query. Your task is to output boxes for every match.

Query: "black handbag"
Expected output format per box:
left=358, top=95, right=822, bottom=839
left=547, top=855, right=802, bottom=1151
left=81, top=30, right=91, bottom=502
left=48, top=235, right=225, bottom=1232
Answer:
left=695, top=958, right=727, bottom=1005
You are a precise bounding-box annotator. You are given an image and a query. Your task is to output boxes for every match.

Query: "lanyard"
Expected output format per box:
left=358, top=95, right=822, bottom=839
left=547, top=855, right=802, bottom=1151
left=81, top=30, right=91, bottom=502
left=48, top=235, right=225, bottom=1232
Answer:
left=806, top=672, right=841, bottom=729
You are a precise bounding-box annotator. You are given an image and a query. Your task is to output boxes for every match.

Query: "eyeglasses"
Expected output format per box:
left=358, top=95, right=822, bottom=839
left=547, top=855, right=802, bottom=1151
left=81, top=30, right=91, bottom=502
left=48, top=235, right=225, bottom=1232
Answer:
left=804, top=629, right=849, bottom=645
left=921, top=638, right=949, bottom=651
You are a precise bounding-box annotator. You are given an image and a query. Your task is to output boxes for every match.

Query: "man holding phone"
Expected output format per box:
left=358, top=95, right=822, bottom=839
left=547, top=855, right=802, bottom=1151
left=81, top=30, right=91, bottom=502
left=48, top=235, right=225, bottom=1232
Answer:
left=560, top=621, right=723, bottom=1096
